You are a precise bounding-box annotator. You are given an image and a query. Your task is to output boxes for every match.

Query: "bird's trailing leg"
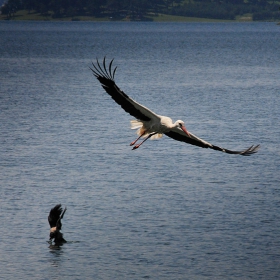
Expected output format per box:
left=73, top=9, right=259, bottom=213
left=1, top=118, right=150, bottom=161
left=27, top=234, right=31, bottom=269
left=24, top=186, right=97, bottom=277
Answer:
left=130, top=131, right=146, bottom=146
left=132, top=132, right=157, bottom=150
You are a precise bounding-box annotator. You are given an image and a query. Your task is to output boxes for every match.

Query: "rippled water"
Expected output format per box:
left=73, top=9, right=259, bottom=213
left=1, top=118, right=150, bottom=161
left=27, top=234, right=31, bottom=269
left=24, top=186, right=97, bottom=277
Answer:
left=0, top=21, right=280, bottom=279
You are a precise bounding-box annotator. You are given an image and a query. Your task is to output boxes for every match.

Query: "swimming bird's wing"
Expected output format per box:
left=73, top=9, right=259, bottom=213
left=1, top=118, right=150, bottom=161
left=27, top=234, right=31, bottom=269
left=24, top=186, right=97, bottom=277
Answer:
left=165, top=127, right=260, bottom=156
left=48, top=204, right=65, bottom=229
left=90, top=57, right=160, bottom=122
left=56, top=207, right=67, bottom=230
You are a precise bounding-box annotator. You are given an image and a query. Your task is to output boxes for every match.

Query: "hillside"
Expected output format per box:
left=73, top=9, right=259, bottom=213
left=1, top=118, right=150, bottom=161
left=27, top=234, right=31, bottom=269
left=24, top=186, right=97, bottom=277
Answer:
left=1, top=0, right=280, bottom=21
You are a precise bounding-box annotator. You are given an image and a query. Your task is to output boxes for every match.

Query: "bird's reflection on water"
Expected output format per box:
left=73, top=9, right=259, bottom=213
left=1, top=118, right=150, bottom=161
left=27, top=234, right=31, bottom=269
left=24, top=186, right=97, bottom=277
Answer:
left=48, top=242, right=64, bottom=268
left=48, top=240, right=80, bottom=250
left=48, top=241, right=66, bottom=250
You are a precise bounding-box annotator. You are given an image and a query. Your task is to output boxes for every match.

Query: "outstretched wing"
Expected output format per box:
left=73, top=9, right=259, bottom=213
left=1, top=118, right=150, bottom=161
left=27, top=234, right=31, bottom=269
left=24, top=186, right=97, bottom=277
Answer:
left=165, top=127, right=260, bottom=156
left=90, top=57, right=160, bottom=122
left=48, top=204, right=66, bottom=229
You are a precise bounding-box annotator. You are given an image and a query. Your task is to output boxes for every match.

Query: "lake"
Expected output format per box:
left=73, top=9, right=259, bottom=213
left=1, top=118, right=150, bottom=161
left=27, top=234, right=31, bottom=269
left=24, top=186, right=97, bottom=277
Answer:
left=0, top=21, right=279, bottom=279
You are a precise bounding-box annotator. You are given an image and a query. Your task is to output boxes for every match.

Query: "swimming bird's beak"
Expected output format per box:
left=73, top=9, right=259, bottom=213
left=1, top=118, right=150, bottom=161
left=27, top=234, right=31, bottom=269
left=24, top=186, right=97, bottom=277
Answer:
left=180, top=125, right=191, bottom=137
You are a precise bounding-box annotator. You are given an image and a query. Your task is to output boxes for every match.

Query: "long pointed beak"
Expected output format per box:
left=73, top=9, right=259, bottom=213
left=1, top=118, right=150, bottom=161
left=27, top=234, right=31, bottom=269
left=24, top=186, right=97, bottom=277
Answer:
left=181, top=125, right=191, bottom=137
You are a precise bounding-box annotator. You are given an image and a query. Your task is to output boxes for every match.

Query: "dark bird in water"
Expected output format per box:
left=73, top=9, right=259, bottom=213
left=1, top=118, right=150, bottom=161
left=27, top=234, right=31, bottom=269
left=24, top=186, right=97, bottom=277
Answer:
left=48, top=204, right=67, bottom=245
left=90, top=57, right=260, bottom=155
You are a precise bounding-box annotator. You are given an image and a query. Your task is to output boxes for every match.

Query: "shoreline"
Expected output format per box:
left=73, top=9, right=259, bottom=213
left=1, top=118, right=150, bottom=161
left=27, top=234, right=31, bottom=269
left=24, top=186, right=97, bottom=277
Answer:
left=0, top=10, right=254, bottom=23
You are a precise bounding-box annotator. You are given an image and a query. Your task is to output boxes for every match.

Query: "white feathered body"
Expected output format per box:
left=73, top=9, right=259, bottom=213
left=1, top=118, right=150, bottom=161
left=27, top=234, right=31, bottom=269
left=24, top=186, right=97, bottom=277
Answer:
left=131, top=116, right=182, bottom=140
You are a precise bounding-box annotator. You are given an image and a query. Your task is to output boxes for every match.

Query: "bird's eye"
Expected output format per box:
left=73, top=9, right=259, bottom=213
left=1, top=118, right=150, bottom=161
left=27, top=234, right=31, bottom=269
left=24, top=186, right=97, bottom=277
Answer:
left=179, top=123, right=182, bottom=127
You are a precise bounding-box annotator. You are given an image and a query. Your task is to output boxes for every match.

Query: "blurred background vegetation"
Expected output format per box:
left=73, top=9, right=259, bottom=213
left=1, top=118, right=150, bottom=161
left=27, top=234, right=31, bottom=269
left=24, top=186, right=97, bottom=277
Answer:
left=1, top=0, right=280, bottom=21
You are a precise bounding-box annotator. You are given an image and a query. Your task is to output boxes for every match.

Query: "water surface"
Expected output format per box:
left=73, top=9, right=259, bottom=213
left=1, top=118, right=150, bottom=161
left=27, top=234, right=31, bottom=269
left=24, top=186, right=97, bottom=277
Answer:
left=0, top=21, right=280, bottom=279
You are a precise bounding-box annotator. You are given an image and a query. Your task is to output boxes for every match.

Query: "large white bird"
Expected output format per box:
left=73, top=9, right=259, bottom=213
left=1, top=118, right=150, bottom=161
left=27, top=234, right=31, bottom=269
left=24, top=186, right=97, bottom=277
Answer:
left=90, top=58, right=259, bottom=156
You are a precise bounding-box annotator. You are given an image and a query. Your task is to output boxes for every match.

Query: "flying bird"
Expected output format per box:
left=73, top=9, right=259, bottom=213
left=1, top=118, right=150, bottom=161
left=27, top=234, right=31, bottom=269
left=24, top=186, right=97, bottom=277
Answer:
left=90, top=57, right=259, bottom=156
left=48, top=204, right=67, bottom=245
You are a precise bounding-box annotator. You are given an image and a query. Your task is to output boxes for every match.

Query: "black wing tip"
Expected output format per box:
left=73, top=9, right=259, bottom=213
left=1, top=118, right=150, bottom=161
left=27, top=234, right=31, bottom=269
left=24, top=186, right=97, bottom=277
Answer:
left=51, top=204, right=62, bottom=211
left=90, top=56, right=117, bottom=82
left=239, top=144, right=260, bottom=156
left=216, top=144, right=260, bottom=156
left=48, top=204, right=65, bottom=220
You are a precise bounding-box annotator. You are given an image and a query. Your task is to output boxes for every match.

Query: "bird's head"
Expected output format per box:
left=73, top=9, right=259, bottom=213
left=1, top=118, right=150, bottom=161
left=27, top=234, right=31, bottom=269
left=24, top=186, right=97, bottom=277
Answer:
left=176, top=120, right=191, bottom=137
left=49, top=227, right=57, bottom=241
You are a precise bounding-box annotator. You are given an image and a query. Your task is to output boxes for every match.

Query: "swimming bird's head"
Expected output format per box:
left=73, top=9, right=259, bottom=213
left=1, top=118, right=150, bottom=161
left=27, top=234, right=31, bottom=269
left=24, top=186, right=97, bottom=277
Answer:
left=49, top=227, right=57, bottom=241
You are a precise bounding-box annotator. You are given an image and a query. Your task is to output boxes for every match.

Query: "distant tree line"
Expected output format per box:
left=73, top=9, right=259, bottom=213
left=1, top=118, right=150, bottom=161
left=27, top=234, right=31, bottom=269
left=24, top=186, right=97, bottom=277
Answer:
left=1, top=0, right=280, bottom=21
left=170, top=0, right=280, bottom=21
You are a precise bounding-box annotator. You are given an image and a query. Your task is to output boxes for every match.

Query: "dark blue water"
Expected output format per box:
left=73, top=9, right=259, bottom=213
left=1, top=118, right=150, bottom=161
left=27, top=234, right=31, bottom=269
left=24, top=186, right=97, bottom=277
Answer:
left=0, top=21, right=279, bottom=279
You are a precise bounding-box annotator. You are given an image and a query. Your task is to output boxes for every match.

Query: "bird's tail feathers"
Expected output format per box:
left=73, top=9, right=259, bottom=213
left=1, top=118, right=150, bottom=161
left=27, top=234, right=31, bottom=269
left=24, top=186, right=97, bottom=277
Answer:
left=130, top=120, right=143, bottom=130
left=130, top=120, right=163, bottom=140
left=130, top=120, right=149, bottom=137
